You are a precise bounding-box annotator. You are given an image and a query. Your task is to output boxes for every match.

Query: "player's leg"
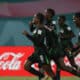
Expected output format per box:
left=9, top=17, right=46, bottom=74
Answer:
left=66, top=51, right=78, bottom=69
left=72, top=46, right=80, bottom=57
left=39, top=52, right=56, bottom=80
left=63, top=41, right=79, bottom=70
left=24, top=53, right=45, bottom=78
left=38, top=61, right=45, bottom=80
left=58, top=57, right=80, bottom=77
left=55, top=66, right=61, bottom=80
left=49, top=48, right=61, bottom=80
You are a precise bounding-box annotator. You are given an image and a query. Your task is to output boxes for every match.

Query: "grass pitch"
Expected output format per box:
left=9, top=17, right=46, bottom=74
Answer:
left=0, top=76, right=80, bottom=80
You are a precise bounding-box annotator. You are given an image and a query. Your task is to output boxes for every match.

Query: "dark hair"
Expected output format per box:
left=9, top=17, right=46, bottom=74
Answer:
left=59, top=15, right=66, bottom=21
left=36, top=13, right=44, bottom=23
left=75, top=12, right=80, bottom=18
left=46, top=8, right=55, bottom=16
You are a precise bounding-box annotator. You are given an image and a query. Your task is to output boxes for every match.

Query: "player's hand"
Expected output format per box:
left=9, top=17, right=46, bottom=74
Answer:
left=65, top=48, right=72, bottom=52
left=22, top=30, right=29, bottom=35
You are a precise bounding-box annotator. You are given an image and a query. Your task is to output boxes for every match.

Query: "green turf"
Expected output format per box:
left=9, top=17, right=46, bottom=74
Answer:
left=0, top=76, right=80, bottom=80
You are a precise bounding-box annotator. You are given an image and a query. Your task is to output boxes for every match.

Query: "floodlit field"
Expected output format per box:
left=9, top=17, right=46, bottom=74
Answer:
left=0, top=76, right=80, bottom=80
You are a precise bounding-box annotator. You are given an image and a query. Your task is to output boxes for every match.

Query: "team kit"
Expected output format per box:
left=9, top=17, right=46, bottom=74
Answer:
left=22, top=8, right=80, bottom=80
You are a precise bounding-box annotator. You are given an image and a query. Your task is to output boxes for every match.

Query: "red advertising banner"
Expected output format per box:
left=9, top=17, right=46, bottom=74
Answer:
left=0, top=46, right=80, bottom=76
left=0, top=46, right=34, bottom=76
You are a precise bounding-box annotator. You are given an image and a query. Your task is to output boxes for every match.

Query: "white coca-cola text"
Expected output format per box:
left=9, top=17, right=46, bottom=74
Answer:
left=0, top=52, right=24, bottom=70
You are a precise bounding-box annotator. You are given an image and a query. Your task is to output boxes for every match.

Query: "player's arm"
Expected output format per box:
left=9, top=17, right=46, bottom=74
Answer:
left=29, top=20, right=36, bottom=32
left=66, top=28, right=75, bottom=38
left=22, top=30, right=35, bottom=42
left=61, top=26, right=75, bottom=39
left=22, top=30, right=48, bottom=52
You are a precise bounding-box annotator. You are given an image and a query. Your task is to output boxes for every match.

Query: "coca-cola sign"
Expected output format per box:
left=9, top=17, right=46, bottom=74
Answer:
left=0, top=52, right=24, bottom=70
left=0, top=46, right=34, bottom=76
left=0, top=46, right=80, bottom=76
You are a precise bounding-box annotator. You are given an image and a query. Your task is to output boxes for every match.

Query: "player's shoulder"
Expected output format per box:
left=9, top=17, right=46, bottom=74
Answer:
left=66, top=26, right=72, bottom=31
left=44, top=25, right=53, bottom=32
left=64, top=24, right=72, bottom=31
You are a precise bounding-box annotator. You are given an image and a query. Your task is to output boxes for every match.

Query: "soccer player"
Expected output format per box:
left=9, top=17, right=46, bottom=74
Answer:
left=38, top=8, right=60, bottom=80
left=73, top=12, right=80, bottom=45
left=58, top=15, right=79, bottom=70
left=23, top=13, right=56, bottom=80
left=72, top=12, right=80, bottom=56
left=43, top=8, right=80, bottom=78
left=44, top=8, right=60, bottom=80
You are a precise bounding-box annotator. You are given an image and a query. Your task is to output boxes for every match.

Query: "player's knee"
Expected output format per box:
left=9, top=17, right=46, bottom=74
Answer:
left=59, top=63, right=66, bottom=70
left=24, top=60, right=31, bottom=70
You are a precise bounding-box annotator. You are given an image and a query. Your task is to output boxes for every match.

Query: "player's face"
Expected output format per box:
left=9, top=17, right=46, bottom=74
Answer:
left=73, top=16, right=80, bottom=27
left=58, top=17, right=64, bottom=26
left=45, top=10, right=52, bottom=20
left=32, top=14, right=39, bottom=24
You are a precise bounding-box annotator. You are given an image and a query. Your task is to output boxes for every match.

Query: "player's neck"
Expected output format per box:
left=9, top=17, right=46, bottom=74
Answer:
left=36, top=23, right=43, bottom=28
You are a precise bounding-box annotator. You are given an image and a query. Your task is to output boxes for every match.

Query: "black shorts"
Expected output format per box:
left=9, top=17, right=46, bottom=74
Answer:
left=28, top=49, right=49, bottom=66
left=61, top=40, right=73, bottom=50
left=49, top=47, right=65, bottom=60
